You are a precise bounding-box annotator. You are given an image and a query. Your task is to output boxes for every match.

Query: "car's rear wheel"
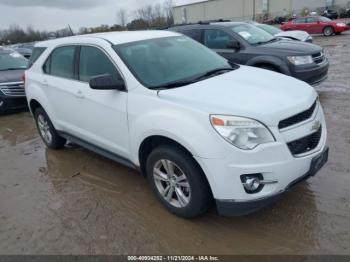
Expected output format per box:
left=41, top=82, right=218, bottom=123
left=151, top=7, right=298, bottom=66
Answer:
left=34, top=107, right=66, bottom=149
left=323, top=26, right=334, bottom=36
left=146, top=145, right=212, bottom=218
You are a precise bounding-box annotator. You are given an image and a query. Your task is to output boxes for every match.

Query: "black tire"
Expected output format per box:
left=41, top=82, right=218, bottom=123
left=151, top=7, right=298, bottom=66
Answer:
left=34, top=107, right=66, bottom=149
left=258, top=64, right=279, bottom=73
left=0, top=97, right=7, bottom=115
left=146, top=145, right=212, bottom=218
left=323, top=26, right=334, bottom=36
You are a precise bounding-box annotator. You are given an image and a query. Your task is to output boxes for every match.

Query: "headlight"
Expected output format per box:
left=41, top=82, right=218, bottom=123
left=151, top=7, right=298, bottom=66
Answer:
left=287, top=55, right=313, bottom=65
left=210, top=115, right=275, bottom=150
left=337, top=23, right=346, bottom=27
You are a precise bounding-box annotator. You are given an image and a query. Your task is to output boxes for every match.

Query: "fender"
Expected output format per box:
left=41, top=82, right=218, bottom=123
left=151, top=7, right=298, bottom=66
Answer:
left=128, top=105, right=232, bottom=166
left=26, top=82, right=58, bottom=129
left=246, top=56, right=291, bottom=76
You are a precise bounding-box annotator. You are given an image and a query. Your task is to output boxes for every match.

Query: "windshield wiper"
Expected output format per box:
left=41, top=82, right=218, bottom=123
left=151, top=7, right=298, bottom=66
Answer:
left=193, top=67, right=234, bottom=81
left=150, top=67, right=234, bottom=90
left=149, top=79, right=195, bottom=90
left=254, top=38, right=278, bottom=45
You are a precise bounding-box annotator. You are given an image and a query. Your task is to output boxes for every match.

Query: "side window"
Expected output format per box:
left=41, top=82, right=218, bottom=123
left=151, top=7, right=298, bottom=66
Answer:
left=28, top=47, right=46, bottom=68
left=48, top=46, right=76, bottom=79
left=306, top=17, right=318, bottom=23
left=204, top=29, right=232, bottom=49
left=183, top=29, right=202, bottom=43
left=79, top=46, right=122, bottom=82
left=294, top=18, right=306, bottom=24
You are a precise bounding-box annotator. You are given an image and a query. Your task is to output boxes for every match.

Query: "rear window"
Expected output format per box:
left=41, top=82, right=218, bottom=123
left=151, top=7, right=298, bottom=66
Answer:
left=0, top=51, right=28, bottom=71
left=182, top=29, right=202, bottom=43
left=27, top=47, right=46, bottom=68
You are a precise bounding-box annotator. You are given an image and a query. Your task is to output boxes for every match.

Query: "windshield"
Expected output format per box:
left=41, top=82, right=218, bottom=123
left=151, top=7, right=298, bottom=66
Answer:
left=113, top=36, right=232, bottom=88
left=319, top=16, right=332, bottom=22
left=231, top=24, right=276, bottom=45
left=0, top=51, right=28, bottom=71
left=257, top=24, right=282, bottom=35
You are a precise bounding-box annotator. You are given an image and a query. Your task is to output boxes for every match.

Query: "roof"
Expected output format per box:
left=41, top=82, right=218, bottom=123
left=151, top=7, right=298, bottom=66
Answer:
left=170, top=21, right=247, bottom=29
left=36, top=30, right=181, bottom=47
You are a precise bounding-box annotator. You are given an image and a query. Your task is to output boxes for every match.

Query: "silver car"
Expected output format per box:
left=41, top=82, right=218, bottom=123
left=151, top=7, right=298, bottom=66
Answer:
left=249, top=21, right=313, bottom=43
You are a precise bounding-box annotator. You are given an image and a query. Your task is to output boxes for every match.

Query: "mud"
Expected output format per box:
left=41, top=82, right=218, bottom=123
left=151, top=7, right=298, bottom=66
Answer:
left=0, top=33, right=350, bottom=255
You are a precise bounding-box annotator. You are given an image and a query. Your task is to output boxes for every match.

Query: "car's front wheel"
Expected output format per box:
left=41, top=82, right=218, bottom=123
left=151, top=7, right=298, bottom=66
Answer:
left=146, top=145, right=212, bottom=218
left=34, top=107, right=66, bottom=149
left=323, top=26, right=334, bottom=36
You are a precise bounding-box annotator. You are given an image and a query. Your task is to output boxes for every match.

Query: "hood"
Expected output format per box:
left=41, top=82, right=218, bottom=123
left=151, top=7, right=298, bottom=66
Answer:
left=257, top=39, right=321, bottom=55
left=0, top=69, right=24, bottom=83
left=158, top=66, right=317, bottom=127
left=275, top=30, right=309, bottom=41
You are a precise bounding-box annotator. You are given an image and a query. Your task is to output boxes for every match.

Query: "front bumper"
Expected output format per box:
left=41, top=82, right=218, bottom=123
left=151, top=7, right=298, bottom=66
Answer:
left=291, top=60, right=329, bottom=85
left=216, top=147, right=328, bottom=216
left=0, top=93, right=28, bottom=114
left=195, top=103, right=328, bottom=216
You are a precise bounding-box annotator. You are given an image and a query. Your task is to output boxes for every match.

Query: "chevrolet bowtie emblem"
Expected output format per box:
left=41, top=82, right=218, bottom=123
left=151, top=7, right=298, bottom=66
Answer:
left=312, top=120, right=321, bottom=131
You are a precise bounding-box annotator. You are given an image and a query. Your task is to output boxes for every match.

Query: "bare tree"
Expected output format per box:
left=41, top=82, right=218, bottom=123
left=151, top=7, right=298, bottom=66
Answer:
left=117, top=8, right=127, bottom=27
left=164, top=0, right=174, bottom=26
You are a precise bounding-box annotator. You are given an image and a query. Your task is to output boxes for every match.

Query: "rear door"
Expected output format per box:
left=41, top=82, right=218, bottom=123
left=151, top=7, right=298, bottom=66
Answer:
left=291, top=18, right=307, bottom=31
left=42, top=45, right=83, bottom=135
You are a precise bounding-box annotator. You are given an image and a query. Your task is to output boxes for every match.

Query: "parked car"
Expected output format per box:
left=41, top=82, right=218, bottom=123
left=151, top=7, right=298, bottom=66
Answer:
left=339, top=8, right=350, bottom=18
left=323, top=9, right=339, bottom=20
left=0, top=48, right=28, bottom=114
left=248, top=21, right=313, bottom=42
left=169, top=22, right=328, bottom=85
left=281, top=16, right=350, bottom=36
left=13, top=43, right=35, bottom=58
left=25, top=31, right=328, bottom=218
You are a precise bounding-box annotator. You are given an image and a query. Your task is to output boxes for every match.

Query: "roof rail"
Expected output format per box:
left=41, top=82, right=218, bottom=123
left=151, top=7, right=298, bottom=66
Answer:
left=198, top=19, right=231, bottom=23
left=165, top=19, right=232, bottom=29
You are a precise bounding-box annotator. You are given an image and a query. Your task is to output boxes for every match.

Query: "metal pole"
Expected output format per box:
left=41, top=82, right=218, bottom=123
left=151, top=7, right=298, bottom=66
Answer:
left=253, top=0, right=256, bottom=21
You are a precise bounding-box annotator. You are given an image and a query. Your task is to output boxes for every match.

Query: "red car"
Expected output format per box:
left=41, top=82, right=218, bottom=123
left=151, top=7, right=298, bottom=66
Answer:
left=281, top=16, right=350, bottom=36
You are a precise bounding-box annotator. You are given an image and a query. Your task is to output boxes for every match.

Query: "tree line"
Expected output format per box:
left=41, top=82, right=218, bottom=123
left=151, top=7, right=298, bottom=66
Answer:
left=0, top=1, right=174, bottom=45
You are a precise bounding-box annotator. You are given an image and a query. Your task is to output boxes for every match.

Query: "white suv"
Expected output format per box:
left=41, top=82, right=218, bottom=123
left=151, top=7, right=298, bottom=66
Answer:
left=25, top=31, right=328, bottom=218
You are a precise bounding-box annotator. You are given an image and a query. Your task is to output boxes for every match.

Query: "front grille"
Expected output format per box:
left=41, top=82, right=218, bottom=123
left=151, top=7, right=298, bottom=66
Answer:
left=312, top=52, right=325, bottom=64
left=279, top=100, right=317, bottom=130
left=0, top=82, right=25, bottom=97
left=287, top=126, right=322, bottom=156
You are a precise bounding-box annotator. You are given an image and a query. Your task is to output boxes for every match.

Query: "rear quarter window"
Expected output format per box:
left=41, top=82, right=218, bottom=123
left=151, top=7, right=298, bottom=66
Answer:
left=27, top=47, right=46, bottom=68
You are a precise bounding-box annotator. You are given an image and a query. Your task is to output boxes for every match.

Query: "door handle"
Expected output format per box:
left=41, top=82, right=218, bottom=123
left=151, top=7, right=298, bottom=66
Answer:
left=75, top=90, right=85, bottom=99
left=42, top=80, right=48, bottom=87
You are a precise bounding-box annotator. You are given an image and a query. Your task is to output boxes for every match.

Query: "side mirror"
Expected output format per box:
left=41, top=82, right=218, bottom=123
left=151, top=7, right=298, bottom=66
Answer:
left=89, top=74, right=125, bottom=91
left=227, top=40, right=241, bottom=49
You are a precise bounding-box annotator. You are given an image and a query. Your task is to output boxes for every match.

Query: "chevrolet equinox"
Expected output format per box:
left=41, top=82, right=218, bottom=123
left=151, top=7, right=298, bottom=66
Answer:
left=25, top=31, right=329, bottom=218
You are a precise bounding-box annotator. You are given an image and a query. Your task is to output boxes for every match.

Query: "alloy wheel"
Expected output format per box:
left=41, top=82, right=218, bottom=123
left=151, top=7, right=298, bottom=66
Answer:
left=37, top=114, right=53, bottom=144
left=153, top=159, right=191, bottom=208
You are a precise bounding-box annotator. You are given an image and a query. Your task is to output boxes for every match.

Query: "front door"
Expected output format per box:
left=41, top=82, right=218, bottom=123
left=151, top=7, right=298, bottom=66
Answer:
left=73, top=45, right=130, bottom=157
left=203, top=29, right=246, bottom=65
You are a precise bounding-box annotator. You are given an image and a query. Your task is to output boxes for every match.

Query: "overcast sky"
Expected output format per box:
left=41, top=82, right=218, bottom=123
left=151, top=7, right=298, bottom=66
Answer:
left=0, top=0, right=198, bottom=31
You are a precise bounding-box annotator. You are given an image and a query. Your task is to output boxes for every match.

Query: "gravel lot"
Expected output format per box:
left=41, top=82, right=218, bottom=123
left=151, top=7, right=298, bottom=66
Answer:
left=0, top=32, right=349, bottom=255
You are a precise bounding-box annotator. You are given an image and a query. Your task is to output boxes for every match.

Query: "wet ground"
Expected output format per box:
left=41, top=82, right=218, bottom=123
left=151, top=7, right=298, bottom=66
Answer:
left=1, top=33, right=350, bottom=255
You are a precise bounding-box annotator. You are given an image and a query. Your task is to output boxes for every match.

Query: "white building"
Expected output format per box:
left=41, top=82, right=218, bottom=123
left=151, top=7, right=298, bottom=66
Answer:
left=173, top=0, right=350, bottom=24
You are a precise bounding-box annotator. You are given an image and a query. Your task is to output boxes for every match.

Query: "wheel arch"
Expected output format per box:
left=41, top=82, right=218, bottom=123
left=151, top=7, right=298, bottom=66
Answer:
left=138, top=134, right=214, bottom=199
left=138, top=135, right=196, bottom=176
left=247, top=56, right=291, bottom=75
